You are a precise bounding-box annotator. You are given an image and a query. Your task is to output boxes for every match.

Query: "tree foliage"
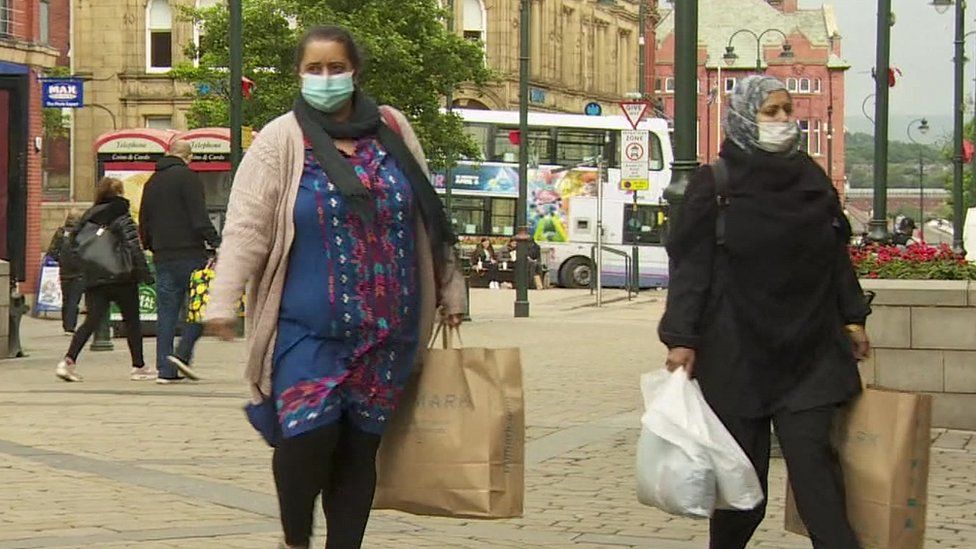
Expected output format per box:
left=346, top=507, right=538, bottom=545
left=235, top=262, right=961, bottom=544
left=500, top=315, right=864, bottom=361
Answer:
left=171, top=0, right=493, bottom=170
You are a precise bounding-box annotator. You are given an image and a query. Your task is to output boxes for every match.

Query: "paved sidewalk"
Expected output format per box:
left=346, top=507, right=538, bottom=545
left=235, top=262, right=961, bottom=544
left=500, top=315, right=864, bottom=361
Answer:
left=0, top=289, right=974, bottom=548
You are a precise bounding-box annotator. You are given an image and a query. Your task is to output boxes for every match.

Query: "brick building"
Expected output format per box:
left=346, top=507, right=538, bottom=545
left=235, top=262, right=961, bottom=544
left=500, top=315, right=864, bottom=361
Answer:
left=1, top=0, right=65, bottom=293
left=651, top=0, right=849, bottom=193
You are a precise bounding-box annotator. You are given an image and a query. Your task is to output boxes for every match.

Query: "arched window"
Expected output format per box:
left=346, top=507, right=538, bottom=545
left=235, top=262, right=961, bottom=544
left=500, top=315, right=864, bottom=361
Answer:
left=147, top=0, right=173, bottom=71
left=463, top=0, right=486, bottom=45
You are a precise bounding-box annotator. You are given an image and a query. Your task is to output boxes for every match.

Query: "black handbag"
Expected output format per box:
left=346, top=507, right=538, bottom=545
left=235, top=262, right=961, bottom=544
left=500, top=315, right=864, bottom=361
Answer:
left=74, top=220, right=133, bottom=284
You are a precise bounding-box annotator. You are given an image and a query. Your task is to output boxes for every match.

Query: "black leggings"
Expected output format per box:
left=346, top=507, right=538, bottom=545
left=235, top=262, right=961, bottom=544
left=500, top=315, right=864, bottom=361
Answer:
left=66, top=282, right=144, bottom=367
left=273, top=419, right=382, bottom=549
left=709, top=405, right=860, bottom=549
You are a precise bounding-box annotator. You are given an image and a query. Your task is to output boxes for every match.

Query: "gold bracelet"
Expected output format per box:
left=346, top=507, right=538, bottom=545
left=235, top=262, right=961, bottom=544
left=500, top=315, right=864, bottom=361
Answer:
left=845, top=324, right=865, bottom=334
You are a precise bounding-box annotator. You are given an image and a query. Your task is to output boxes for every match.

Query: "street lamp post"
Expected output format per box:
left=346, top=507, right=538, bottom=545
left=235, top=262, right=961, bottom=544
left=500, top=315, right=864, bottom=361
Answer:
left=722, top=29, right=794, bottom=72
left=444, top=0, right=455, bottom=222
left=662, top=0, right=698, bottom=231
left=229, top=0, right=243, bottom=174
left=932, top=0, right=967, bottom=253
left=514, top=0, right=530, bottom=318
left=868, top=0, right=894, bottom=243
left=907, top=118, right=931, bottom=243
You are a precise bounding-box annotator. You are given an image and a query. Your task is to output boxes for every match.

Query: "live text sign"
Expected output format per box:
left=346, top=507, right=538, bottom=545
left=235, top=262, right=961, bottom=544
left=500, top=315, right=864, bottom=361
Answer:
left=620, top=130, right=649, bottom=191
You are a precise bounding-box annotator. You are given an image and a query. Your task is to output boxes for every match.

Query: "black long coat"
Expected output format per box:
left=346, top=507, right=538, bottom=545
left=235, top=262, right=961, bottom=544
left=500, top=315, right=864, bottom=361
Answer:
left=658, top=148, right=870, bottom=418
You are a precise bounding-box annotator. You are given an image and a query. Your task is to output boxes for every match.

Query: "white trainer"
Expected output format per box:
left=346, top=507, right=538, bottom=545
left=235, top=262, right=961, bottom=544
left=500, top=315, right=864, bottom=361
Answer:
left=55, top=359, right=82, bottom=382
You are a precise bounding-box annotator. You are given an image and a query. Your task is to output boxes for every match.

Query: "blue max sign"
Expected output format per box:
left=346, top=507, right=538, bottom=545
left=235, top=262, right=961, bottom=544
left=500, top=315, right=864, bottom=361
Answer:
left=41, top=78, right=84, bottom=108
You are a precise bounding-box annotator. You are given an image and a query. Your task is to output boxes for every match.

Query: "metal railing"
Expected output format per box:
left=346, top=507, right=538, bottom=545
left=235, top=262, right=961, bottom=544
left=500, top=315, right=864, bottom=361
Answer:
left=589, top=245, right=634, bottom=304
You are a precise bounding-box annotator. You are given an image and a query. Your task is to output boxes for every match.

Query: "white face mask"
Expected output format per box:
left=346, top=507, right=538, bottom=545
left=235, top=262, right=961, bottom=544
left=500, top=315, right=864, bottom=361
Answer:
left=757, top=121, right=800, bottom=153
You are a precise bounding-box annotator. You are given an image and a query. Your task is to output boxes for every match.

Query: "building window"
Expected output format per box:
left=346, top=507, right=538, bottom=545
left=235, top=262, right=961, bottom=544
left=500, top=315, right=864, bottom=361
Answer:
left=799, top=78, right=812, bottom=94
left=654, top=78, right=662, bottom=93
left=787, top=78, right=798, bottom=93
left=810, top=120, right=822, bottom=155
left=665, top=77, right=675, bottom=93
left=813, top=78, right=822, bottom=93
left=39, top=0, right=50, bottom=44
left=463, top=0, right=486, bottom=46
left=724, top=77, right=737, bottom=94
left=145, top=115, right=173, bottom=129
left=147, top=0, right=173, bottom=71
left=798, top=120, right=809, bottom=153
left=0, top=0, right=12, bottom=37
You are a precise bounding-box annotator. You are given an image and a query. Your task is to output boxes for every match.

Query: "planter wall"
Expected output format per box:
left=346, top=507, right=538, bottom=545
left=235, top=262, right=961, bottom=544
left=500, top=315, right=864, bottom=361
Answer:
left=860, top=279, right=976, bottom=430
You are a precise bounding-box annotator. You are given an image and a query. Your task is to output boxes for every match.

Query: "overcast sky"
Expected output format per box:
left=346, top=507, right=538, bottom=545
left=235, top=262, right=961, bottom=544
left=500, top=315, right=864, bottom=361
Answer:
left=799, top=0, right=967, bottom=140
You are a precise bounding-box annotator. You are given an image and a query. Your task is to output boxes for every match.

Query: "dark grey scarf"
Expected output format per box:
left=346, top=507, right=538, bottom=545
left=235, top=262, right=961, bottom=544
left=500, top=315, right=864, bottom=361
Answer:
left=292, top=91, right=457, bottom=266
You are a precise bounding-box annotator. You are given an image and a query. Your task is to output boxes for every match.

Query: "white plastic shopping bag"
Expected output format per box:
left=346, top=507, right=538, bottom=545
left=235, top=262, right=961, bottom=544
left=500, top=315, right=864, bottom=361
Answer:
left=636, top=369, right=764, bottom=518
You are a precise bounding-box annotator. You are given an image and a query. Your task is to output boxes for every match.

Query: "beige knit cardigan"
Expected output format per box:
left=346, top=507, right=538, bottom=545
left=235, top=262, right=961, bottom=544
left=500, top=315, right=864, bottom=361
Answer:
left=206, top=108, right=466, bottom=401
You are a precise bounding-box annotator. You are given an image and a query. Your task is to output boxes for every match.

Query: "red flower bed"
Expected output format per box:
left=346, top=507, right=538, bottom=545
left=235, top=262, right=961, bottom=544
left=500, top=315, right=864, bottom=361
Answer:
left=850, top=243, right=976, bottom=280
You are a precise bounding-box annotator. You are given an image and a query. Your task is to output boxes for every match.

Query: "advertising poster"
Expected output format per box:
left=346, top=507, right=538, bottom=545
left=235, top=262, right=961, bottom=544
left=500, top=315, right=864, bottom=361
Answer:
left=528, top=168, right=598, bottom=243
left=34, top=255, right=63, bottom=314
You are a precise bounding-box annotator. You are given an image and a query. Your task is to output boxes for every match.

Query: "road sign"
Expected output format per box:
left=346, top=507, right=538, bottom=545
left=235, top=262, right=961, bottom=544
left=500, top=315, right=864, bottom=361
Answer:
left=620, top=130, right=649, bottom=191
left=619, top=100, right=649, bottom=130
left=41, top=78, right=84, bottom=108
left=584, top=101, right=602, bottom=116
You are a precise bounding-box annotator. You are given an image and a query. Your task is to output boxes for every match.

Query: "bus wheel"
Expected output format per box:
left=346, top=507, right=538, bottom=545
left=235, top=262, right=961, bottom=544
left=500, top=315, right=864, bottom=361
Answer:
left=560, top=257, right=593, bottom=289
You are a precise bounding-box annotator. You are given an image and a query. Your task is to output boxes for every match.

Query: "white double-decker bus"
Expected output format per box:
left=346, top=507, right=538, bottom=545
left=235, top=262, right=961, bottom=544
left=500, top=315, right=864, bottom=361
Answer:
left=434, top=108, right=675, bottom=288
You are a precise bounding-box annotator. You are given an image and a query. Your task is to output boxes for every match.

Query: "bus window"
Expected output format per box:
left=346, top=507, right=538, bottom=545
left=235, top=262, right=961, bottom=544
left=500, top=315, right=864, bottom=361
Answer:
left=648, top=133, right=664, bottom=171
left=489, top=198, right=516, bottom=236
left=462, top=123, right=490, bottom=161
left=452, top=197, right=487, bottom=235
left=492, top=127, right=553, bottom=164
left=623, top=204, right=667, bottom=245
left=555, top=129, right=606, bottom=167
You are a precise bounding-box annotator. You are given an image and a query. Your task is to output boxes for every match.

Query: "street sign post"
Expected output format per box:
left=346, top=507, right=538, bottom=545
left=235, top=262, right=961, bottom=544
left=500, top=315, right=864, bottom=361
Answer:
left=619, top=100, right=650, bottom=130
left=620, top=129, right=650, bottom=191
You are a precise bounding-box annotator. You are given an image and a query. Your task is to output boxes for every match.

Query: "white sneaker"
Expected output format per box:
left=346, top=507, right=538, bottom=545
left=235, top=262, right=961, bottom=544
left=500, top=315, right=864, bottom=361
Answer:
left=155, top=376, right=186, bottom=385
left=167, top=355, right=200, bottom=380
left=55, top=359, right=82, bottom=382
left=129, top=366, right=157, bottom=381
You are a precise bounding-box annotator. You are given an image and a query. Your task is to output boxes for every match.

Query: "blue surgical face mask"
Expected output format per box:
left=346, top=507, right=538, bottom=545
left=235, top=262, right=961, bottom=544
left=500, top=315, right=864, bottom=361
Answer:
left=301, top=72, right=354, bottom=113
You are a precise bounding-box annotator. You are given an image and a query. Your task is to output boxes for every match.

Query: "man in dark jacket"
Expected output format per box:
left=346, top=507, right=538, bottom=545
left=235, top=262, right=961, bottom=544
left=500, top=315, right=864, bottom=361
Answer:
left=139, top=140, right=221, bottom=383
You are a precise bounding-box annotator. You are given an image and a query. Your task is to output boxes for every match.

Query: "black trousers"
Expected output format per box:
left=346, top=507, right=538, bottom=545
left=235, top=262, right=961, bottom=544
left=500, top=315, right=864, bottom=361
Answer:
left=273, top=418, right=382, bottom=549
left=60, top=276, right=85, bottom=332
left=66, top=282, right=144, bottom=367
left=710, top=405, right=860, bottom=549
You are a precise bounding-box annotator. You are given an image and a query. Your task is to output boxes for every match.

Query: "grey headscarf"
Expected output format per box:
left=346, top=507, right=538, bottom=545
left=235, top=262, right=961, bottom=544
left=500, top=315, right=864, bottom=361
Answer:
left=725, top=75, right=795, bottom=154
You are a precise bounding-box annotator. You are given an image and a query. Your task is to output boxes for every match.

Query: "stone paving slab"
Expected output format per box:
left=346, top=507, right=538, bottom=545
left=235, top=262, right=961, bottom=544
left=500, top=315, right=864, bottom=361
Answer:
left=1, top=289, right=974, bottom=548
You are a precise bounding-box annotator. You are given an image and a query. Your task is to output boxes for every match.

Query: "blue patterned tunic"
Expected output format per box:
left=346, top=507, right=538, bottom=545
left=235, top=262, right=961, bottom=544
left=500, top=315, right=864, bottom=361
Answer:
left=273, top=137, right=420, bottom=438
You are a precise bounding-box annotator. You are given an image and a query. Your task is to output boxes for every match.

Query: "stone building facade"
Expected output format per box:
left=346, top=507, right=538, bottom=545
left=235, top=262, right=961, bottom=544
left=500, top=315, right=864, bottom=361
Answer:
left=1, top=0, right=65, bottom=292
left=652, top=0, right=849, bottom=193
left=70, top=0, right=209, bottom=202
left=450, top=0, right=650, bottom=116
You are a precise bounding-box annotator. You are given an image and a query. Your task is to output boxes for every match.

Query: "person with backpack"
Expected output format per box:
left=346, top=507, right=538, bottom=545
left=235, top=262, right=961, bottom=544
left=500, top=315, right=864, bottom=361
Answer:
left=203, top=25, right=465, bottom=549
left=47, top=208, right=85, bottom=333
left=56, top=177, right=153, bottom=383
left=658, top=76, right=870, bottom=549
left=139, top=139, right=222, bottom=383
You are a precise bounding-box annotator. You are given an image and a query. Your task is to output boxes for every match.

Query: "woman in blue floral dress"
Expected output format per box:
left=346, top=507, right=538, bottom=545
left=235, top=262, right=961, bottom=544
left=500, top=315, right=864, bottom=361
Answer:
left=206, top=26, right=465, bottom=549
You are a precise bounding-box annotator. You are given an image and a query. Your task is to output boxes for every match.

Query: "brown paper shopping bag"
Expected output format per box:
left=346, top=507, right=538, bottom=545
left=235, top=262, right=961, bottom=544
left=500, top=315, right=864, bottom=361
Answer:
left=373, top=326, right=525, bottom=518
left=785, top=387, right=932, bottom=549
